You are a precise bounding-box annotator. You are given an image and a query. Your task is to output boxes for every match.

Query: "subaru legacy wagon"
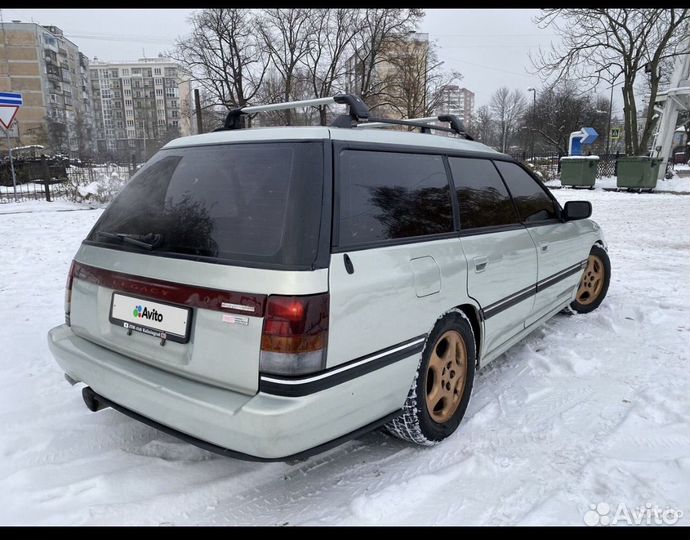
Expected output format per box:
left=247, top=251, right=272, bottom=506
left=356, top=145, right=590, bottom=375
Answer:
left=48, top=95, right=610, bottom=460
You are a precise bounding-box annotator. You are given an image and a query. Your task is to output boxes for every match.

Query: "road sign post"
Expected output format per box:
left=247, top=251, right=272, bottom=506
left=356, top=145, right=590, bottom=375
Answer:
left=0, top=92, right=23, bottom=202
left=4, top=128, right=18, bottom=202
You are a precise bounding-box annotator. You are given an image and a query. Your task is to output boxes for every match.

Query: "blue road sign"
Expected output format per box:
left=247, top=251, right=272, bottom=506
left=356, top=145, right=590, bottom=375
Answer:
left=580, top=127, right=598, bottom=145
left=568, top=127, right=600, bottom=155
left=0, top=92, right=23, bottom=106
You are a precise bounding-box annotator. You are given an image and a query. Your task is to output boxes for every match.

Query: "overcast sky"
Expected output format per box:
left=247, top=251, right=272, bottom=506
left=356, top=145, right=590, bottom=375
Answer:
left=0, top=8, right=620, bottom=112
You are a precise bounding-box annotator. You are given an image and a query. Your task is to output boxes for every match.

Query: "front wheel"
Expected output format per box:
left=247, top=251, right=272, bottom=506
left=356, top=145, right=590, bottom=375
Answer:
left=384, top=311, right=476, bottom=445
left=569, top=245, right=611, bottom=314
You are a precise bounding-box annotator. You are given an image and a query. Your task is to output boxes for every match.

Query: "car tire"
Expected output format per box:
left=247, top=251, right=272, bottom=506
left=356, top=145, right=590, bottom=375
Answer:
left=569, top=244, right=611, bottom=314
left=384, top=310, right=476, bottom=445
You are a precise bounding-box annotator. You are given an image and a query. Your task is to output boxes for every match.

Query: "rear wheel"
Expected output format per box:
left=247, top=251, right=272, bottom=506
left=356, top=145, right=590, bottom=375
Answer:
left=384, top=311, right=476, bottom=445
left=569, top=245, right=611, bottom=314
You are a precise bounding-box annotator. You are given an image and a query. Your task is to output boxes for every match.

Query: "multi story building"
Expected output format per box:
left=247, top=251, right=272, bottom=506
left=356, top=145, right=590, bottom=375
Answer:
left=435, top=85, right=475, bottom=131
left=0, top=21, right=95, bottom=156
left=346, top=32, right=430, bottom=120
left=89, top=57, right=193, bottom=161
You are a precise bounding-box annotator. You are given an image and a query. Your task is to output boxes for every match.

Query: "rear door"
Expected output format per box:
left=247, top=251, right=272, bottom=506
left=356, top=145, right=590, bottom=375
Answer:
left=494, top=161, right=588, bottom=326
left=70, top=141, right=327, bottom=395
left=449, top=157, right=538, bottom=359
left=327, top=146, right=467, bottom=367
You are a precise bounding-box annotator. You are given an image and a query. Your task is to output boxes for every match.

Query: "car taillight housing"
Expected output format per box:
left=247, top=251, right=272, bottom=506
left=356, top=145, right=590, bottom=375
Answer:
left=64, top=260, right=76, bottom=326
left=260, top=293, right=329, bottom=376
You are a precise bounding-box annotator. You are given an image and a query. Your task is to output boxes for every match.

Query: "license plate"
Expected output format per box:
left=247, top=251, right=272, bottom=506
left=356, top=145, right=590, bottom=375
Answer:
left=109, top=293, right=192, bottom=343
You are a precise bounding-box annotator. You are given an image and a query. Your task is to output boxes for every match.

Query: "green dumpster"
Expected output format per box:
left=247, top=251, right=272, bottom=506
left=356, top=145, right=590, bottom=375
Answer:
left=560, top=156, right=599, bottom=188
left=616, top=156, right=661, bottom=191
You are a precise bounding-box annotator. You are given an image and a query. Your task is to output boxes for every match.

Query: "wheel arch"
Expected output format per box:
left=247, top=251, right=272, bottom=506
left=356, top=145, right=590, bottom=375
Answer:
left=594, top=239, right=607, bottom=251
left=448, top=303, right=483, bottom=367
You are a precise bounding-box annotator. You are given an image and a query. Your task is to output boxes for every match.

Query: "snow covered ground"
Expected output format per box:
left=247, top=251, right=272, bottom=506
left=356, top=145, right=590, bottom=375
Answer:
left=0, top=200, right=96, bottom=215
left=0, top=190, right=688, bottom=525
left=544, top=173, right=690, bottom=193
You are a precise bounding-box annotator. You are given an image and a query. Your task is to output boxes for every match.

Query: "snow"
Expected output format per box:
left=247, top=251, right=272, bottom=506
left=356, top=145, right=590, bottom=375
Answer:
left=0, top=192, right=688, bottom=525
left=77, top=181, right=101, bottom=198
left=0, top=182, right=49, bottom=194
left=0, top=168, right=129, bottom=205
left=545, top=174, right=690, bottom=194
left=560, top=155, right=600, bottom=160
left=0, top=200, right=94, bottom=215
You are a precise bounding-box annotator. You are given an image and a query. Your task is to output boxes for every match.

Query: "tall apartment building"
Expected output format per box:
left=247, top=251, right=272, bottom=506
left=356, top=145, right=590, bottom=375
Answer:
left=435, top=85, right=475, bottom=131
left=347, top=32, right=430, bottom=120
left=0, top=21, right=95, bottom=155
left=89, top=57, right=193, bottom=161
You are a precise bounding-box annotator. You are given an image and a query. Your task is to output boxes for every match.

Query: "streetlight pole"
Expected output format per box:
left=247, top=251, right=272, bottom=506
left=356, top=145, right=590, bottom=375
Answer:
left=527, top=87, right=537, bottom=161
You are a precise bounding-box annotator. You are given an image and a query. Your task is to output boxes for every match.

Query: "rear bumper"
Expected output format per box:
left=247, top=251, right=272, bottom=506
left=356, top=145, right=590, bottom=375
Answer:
left=47, top=325, right=420, bottom=460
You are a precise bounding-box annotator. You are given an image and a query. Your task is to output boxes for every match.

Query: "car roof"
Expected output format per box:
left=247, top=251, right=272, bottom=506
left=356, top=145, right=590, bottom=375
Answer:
left=163, top=126, right=502, bottom=156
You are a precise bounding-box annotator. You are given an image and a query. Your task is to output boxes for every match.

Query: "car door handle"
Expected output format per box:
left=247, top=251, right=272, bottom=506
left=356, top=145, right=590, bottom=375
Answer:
left=473, top=256, right=488, bottom=272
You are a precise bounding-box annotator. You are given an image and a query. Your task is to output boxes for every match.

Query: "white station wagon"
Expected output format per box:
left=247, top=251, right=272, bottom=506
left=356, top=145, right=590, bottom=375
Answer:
left=48, top=95, right=610, bottom=460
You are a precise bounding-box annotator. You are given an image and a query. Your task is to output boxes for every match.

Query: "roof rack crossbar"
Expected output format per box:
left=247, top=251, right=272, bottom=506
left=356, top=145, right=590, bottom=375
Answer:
left=242, top=96, right=337, bottom=114
left=355, top=116, right=441, bottom=129
left=354, top=114, right=473, bottom=140
left=363, top=117, right=456, bottom=134
left=217, top=94, right=369, bottom=131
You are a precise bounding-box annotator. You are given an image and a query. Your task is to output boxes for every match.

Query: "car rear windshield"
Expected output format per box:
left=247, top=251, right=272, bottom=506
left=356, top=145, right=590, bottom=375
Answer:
left=87, top=141, right=325, bottom=269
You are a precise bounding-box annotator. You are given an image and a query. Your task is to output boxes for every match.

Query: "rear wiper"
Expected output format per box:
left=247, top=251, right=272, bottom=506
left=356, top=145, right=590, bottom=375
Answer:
left=97, top=231, right=163, bottom=251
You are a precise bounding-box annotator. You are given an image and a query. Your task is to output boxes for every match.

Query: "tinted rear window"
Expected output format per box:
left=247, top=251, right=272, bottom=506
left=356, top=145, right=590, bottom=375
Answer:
left=338, top=150, right=453, bottom=247
left=87, top=142, right=324, bottom=268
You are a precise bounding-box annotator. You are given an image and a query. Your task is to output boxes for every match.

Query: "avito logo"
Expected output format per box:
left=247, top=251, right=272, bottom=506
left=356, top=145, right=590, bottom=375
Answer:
left=132, top=304, right=164, bottom=322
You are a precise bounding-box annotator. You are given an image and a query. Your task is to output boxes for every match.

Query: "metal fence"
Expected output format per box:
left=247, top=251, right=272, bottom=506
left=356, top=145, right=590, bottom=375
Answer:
left=508, top=152, right=621, bottom=181
left=0, top=157, right=132, bottom=204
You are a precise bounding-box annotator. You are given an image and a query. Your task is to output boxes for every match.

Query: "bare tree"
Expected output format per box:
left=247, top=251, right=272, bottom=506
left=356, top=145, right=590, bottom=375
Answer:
left=302, top=9, right=361, bottom=125
left=46, top=117, right=69, bottom=155
left=490, top=87, right=527, bottom=153
left=533, top=8, right=689, bottom=155
left=474, top=105, right=497, bottom=148
left=348, top=9, right=423, bottom=112
left=380, top=38, right=462, bottom=120
left=181, top=88, right=226, bottom=133
left=72, top=108, right=94, bottom=161
left=252, top=67, right=317, bottom=126
left=258, top=9, right=315, bottom=125
left=172, top=9, right=269, bottom=111
left=522, top=82, right=610, bottom=155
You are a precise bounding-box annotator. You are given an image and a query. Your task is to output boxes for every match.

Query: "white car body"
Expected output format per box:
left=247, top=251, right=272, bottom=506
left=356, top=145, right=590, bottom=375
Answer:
left=48, top=125, right=605, bottom=460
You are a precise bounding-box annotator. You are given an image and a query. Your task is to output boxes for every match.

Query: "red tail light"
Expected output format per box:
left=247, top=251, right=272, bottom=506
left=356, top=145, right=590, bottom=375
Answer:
left=64, top=260, right=76, bottom=325
left=260, top=293, right=329, bottom=376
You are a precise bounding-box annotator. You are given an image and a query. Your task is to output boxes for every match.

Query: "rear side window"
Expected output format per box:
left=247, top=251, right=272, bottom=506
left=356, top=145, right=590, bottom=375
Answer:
left=448, top=157, right=519, bottom=229
left=337, top=150, right=453, bottom=247
left=87, top=142, right=324, bottom=268
left=494, top=161, right=559, bottom=223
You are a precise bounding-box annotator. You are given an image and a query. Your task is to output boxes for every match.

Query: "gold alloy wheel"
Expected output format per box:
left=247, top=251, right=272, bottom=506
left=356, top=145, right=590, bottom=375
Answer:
left=576, top=254, right=605, bottom=306
left=425, top=330, right=468, bottom=423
